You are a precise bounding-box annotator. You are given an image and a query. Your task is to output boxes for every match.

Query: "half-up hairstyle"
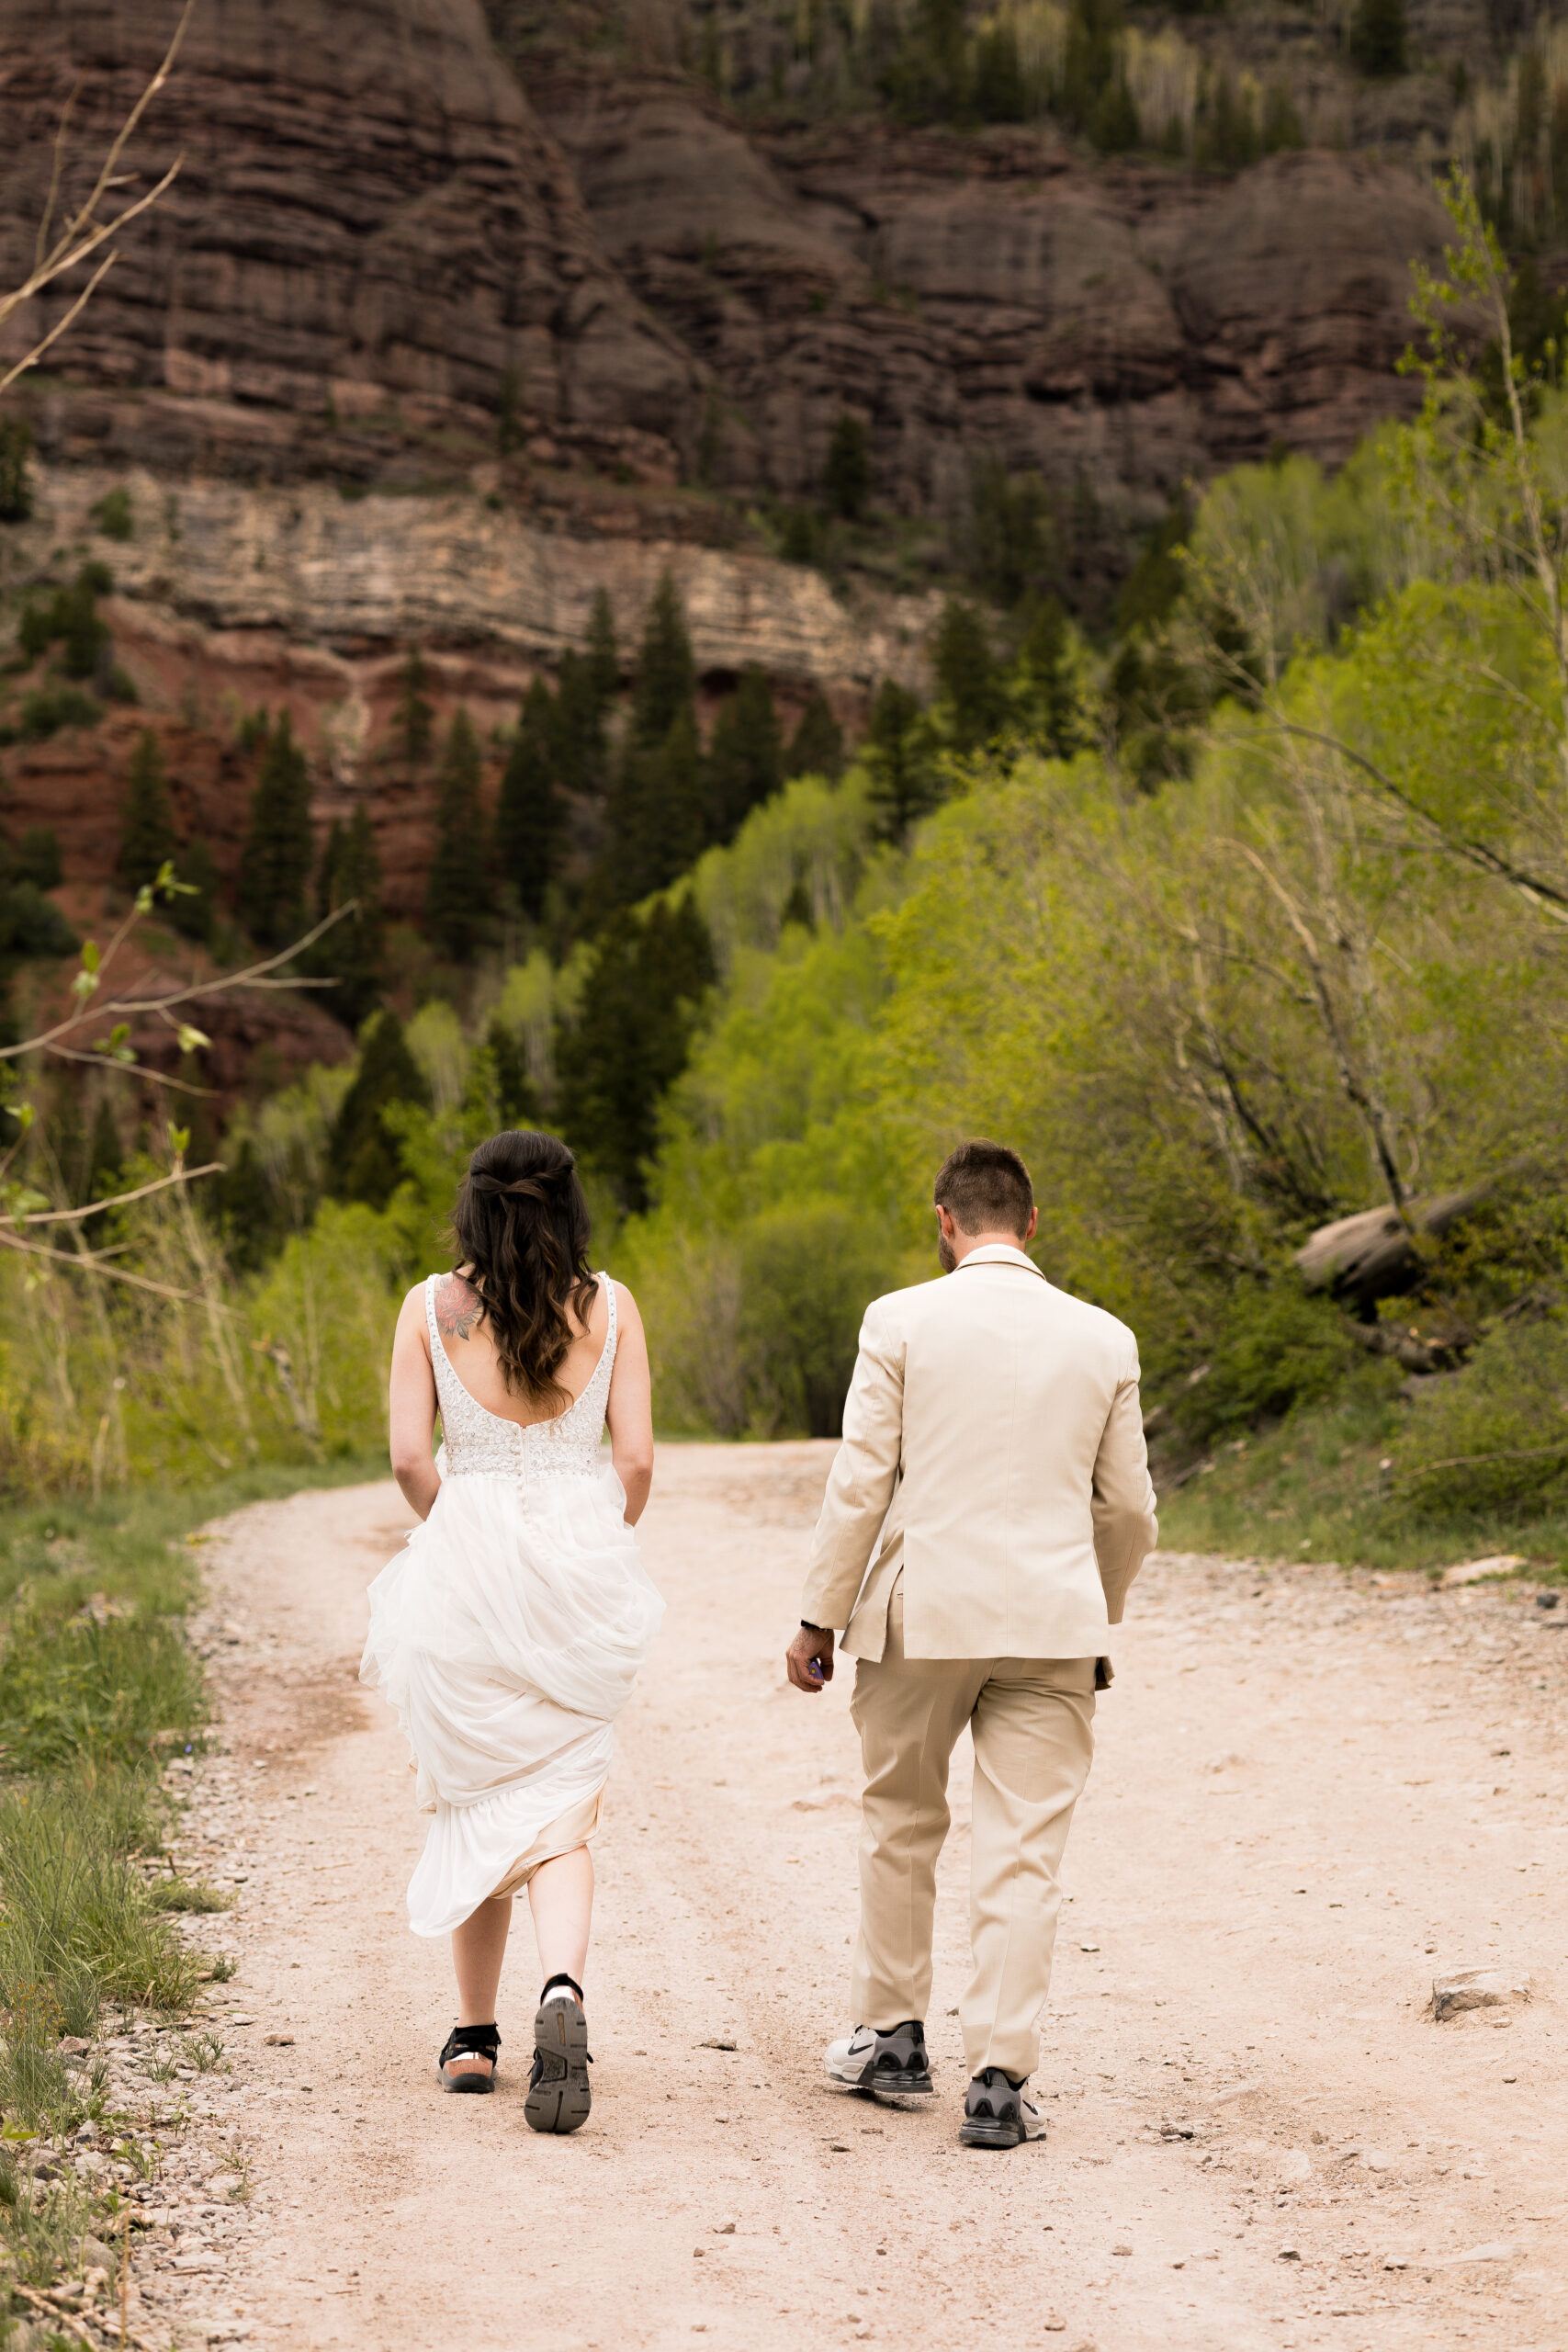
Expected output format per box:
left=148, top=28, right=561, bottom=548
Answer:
left=450, top=1130, right=597, bottom=1408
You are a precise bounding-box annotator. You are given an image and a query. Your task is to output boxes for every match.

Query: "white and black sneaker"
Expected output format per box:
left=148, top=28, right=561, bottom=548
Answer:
left=825, top=2019, right=934, bottom=2097
left=525, top=1973, right=592, bottom=2135
left=959, top=2065, right=1046, bottom=2148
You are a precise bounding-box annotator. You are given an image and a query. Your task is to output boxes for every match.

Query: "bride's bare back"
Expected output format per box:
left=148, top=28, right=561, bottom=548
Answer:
left=431, top=1267, right=610, bottom=1429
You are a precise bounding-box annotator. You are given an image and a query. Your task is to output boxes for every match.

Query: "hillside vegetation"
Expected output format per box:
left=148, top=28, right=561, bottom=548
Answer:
left=2, top=184, right=1565, bottom=1576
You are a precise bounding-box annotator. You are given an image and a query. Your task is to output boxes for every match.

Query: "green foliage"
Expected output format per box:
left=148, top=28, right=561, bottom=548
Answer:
left=115, top=729, right=177, bottom=894
left=632, top=572, right=696, bottom=750
left=327, top=1011, right=431, bottom=1208
left=0, top=415, right=32, bottom=523
left=1014, top=597, right=1084, bottom=758
left=395, top=647, right=434, bottom=765
left=0, top=882, right=77, bottom=960
left=1196, top=71, right=1259, bottom=169
left=16, top=685, right=99, bottom=742
left=558, top=895, right=715, bottom=1211
left=739, top=1197, right=899, bottom=1435
left=1057, top=0, right=1123, bottom=132
left=1172, top=1282, right=1363, bottom=1447
left=882, top=0, right=970, bottom=120
left=973, top=18, right=1029, bottom=121
left=11, top=828, right=61, bottom=891
left=495, top=680, right=565, bottom=921
left=933, top=598, right=1002, bottom=751
left=863, top=678, right=932, bottom=842
left=237, top=712, right=312, bottom=947
left=823, top=413, right=873, bottom=523
left=968, top=461, right=1055, bottom=610
left=607, top=706, right=705, bottom=907
left=0, top=1610, right=204, bottom=1777
left=1348, top=0, right=1406, bottom=77
left=784, top=688, right=846, bottom=782
left=89, top=485, right=134, bottom=542
left=167, top=834, right=221, bottom=946
left=425, top=707, right=490, bottom=960
left=1396, top=1316, right=1568, bottom=1519
left=705, top=666, right=783, bottom=842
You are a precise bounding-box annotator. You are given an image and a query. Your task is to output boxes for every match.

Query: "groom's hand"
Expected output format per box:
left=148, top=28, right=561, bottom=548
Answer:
left=786, top=1625, right=835, bottom=1692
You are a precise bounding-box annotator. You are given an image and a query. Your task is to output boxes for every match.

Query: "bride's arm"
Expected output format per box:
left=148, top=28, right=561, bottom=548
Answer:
left=389, top=1285, right=441, bottom=1521
left=604, top=1282, right=654, bottom=1526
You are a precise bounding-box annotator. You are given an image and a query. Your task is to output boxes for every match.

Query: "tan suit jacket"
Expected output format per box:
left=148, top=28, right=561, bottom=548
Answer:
left=801, top=1245, right=1158, bottom=1662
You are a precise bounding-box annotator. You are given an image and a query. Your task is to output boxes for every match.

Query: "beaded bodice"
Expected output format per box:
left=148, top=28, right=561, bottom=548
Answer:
left=424, top=1273, right=617, bottom=1481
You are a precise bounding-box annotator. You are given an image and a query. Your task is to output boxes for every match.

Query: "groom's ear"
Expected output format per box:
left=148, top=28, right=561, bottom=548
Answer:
left=1023, top=1205, right=1039, bottom=1245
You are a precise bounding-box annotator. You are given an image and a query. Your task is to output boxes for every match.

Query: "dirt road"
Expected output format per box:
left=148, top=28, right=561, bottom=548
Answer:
left=146, top=1445, right=1568, bottom=2352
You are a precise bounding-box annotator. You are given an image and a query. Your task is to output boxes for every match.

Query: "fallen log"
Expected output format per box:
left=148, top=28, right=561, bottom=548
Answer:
left=1293, top=1183, right=1494, bottom=1308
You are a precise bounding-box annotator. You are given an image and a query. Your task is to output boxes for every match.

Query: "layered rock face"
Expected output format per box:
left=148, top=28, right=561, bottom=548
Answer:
left=0, top=3, right=1459, bottom=548
left=0, top=0, right=701, bottom=469
left=534, top=65, right=1458, bottom=526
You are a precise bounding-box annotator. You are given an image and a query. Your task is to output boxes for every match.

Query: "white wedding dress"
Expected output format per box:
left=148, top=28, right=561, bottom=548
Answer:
left=360, top=1274, right=664, bottom=1938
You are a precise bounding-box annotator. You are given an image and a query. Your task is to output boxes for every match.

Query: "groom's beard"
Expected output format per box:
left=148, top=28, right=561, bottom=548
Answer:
left=937, top=1232, right=957, bottom=1273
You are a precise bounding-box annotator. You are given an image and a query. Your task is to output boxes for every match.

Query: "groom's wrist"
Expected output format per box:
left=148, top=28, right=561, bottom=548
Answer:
left=800, top=1619, right=829, bottom=1635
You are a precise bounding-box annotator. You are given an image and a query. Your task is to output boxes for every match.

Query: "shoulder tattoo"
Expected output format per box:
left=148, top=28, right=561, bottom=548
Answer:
left=434, top=1273, right=484, bottom=1341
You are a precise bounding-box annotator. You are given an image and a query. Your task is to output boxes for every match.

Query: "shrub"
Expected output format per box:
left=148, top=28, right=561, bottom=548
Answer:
left=1397, top=1315, right=1568, bottom=1520
left=739, top=1197, right=898, bottom=1437
left=17, top=685, right=99, bottom=742
left=1173, top=1281, right=1362, bottom=1447
left=90, top=486, right=134, bottom=542
left=0, top=881, right=78, bottom=959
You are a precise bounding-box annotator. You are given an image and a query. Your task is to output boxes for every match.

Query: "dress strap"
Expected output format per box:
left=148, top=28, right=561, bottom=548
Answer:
left=601, top=1273, right=617, bottom=1355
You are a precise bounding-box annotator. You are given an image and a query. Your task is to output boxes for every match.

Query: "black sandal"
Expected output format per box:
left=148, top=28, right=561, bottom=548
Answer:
left=438, top=2021, right=500, bottom=2093
left=525, top=1974, right=592, bottom=2135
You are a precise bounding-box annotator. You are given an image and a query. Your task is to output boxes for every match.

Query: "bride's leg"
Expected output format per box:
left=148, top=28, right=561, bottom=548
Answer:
left=526, top=1847, right=593, bottom=1987
left=448, top=1894, right=512, bottom=2079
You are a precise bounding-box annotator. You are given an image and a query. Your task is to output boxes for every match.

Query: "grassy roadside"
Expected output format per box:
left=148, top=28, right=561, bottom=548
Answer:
left=0, top=1454, right=385, bottom=2344
left=1157, top=1382, right=1568, bottom=1580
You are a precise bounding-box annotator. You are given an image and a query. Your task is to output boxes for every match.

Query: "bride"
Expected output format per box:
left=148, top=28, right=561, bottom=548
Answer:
left=361, top=1128, right=663, bottom=2134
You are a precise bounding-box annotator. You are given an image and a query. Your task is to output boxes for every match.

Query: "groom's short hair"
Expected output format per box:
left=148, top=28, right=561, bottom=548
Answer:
left=933, top=1138, right=1033, bottom=1238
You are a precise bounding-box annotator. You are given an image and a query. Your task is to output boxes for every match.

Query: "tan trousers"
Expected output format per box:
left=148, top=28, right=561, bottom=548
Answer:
left=849, top=1580, right=1096, bottom=2084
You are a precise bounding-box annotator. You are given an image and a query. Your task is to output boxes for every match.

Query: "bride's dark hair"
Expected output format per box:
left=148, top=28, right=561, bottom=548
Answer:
left=450, top=1129, right=597, bottom=1408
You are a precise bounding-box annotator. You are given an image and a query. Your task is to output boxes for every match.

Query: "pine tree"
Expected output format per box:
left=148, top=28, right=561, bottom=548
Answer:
left=823, top=413, right=872, bottom=521
left=308, top=803, right=383, bottom=1026
left=395, top=647, right=434, bottom=765
left=557, top=895, right=716, bottom=1210
left=632, top=572, right=695, bottom=748
left=1019, top=597, right=1081, bottom=759
left=327, top=1011, right=432, bottom=1207
left=169, top=837, right=220, bottom=944
left=238, top=713, right=313, bottom=947
left=221, top=1137, right=283, bottom=1273
left=705, top=666, right=783, bottom=843
left=604, top=577, right=706, bottom=905
left=934, top=598, right=1002, bottom=751
left=425, top=707, right=490, bottom=961
left=783, top=688, right=846, bottom=781
left=496, top=681, right=565, bottom=921
left=1348, top=0, right=1405, bottom=75
left=116, top=729, right=177, bottom=893
left=588, top=587, right=619, bottom=709
left=485, top=1015, right=541, bottom=1127
left=863, top=678, right=933, bottom=842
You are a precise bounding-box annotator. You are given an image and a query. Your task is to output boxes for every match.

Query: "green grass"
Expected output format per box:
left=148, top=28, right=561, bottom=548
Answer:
left=1157, top=1370, right=1568, bottom=1577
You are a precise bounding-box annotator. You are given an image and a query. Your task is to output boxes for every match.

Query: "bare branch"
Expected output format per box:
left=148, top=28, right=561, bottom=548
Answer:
left=0, top=1161, right=222, bottom=1229
left=0, top=1226, right=219, bottom=1305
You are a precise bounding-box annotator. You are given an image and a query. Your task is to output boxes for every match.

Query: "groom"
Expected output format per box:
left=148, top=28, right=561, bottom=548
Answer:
left=786, top=1138, right=1157, bottom=2149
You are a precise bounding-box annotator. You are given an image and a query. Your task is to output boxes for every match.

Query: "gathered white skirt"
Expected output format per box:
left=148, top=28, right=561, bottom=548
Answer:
left=360, top=1464, right=664, bottom=1938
